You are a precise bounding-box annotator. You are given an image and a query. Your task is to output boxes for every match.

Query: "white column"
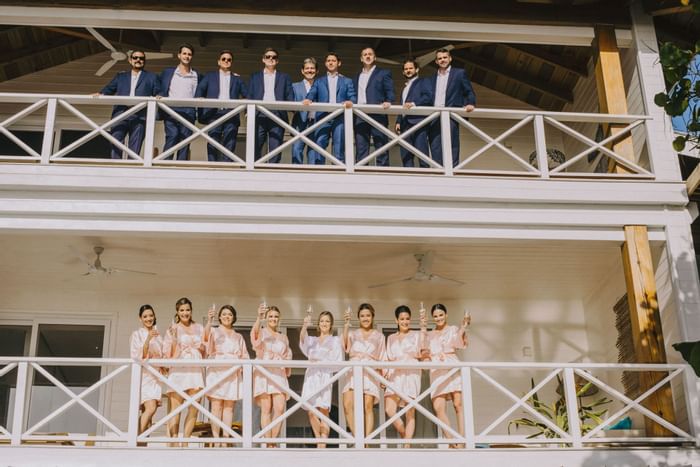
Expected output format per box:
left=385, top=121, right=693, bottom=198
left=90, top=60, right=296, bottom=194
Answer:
left=629, top=0, right=682, bottom=182
left=664, top=221, right=700, bottom=441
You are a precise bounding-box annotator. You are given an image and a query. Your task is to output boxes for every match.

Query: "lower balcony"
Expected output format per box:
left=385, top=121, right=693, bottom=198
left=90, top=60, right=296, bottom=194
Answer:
left=0, top=356, right=698, bottom=467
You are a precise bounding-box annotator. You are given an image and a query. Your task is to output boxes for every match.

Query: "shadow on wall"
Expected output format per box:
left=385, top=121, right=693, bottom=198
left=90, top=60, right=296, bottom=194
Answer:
left=581, top=449, right=691, bottom=467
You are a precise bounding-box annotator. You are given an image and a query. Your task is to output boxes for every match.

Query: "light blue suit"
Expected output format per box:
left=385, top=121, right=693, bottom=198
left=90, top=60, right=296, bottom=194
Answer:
left=291, top=80, right=312, bottom=164
left=305, top=74, right=356, bottom=164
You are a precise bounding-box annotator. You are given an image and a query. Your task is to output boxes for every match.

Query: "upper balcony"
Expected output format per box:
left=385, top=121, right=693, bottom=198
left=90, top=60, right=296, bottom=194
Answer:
left=0, top=1, right=689, bottom=217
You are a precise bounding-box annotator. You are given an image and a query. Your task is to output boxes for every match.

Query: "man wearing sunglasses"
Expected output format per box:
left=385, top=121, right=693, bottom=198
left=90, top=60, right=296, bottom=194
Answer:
left=159, top=43, right=201, bottom=160
left=247, top=47, right=294, bottom=163
left=96, top=50, right=160, bottom=160
left=195, top=50, right=248, bottom=162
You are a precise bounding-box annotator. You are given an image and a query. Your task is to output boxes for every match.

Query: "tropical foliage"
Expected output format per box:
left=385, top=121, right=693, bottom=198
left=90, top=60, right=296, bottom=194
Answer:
left=654, top=0, right=700, bottom=152
left=508, top=375, right=611, bottom=439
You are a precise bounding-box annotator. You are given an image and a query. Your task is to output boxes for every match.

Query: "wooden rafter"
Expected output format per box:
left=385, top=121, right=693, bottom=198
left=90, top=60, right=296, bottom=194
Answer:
left=453, top=50, right=574, bottom=103
left=1, top=35, right=82, bottom=65
left=503, top=44, right=589, bottom=77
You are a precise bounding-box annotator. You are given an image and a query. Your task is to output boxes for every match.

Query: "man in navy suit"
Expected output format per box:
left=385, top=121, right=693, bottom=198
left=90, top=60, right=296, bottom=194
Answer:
left=395, top=59, right=432, bottom=168
left=353, top=47, right=394, bottom=166
left=247, top=47, right=294, bottom=163
left=303, top=53, right=356, bottom=164
left=428, top=48, right=476, bottom=167
left=195, top=49, right=248, bottom=162
left=97, top=50, right=159, bottom=160
left=291, top=57, right=317, bottom=164
left=159, top=43, right=200, bottom=161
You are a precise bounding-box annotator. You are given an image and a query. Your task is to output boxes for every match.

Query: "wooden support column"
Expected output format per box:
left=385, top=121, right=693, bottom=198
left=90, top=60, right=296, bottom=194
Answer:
left=594, top=25, right=634, bottom=174
left=621, top=225, right=676, bottom=436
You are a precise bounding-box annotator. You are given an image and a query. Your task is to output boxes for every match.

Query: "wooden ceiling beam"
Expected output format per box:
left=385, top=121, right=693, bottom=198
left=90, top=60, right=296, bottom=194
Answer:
left=0, top=35, right=82, bottom=65
left=453, top=50, right=574, bottom=103
left=503, top=44, right=589, bottom=77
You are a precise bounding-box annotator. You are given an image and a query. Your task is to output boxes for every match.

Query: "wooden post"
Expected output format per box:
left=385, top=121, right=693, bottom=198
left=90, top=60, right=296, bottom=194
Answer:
left=621, top=225, right=676, bottom=436
left=594, top=25, right=634, bottom=174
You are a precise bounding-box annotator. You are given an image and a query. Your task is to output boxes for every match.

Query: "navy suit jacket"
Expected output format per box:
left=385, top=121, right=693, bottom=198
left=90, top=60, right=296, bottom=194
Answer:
left=100, top=70, right=159, bottom=119
left=195, top=71, right=248, bottom=125
left=158, top=66, right=201, bottom=120
left=247, top=70, right=294, bottom=120
left=352, top=66, right=394, bottom=124
left=305, top=74, right=357, bottom=119
left=429, top=67, right=476, bottom=108
left=399, top=77, right=432, bottom=127
left=292, top=80, right=311, bottom=126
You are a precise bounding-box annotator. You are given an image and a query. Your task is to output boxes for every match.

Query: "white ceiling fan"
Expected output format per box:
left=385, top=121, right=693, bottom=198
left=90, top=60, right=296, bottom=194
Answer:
left=368, top=251, right=464, bottom=289
left=75, top=246, right=156, bottom=276
left=86, top=27, right=172, bottom=77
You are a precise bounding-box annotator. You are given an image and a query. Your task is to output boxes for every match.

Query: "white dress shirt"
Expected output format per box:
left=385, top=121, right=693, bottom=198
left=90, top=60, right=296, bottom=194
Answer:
left=129, top=71, right=141, bottom=97
left=169, top=67, right=198, bottom=99
left=263, top=69, right=276, bottom=102
left=434, top=66, right=451, bottom=107
left=357, top=65, right=375, bottom=105
left=327, top=72, right=339, bottom=104
left=402, top=76, right=418, bottom=104
left=218, top=71, right=231, bottom=100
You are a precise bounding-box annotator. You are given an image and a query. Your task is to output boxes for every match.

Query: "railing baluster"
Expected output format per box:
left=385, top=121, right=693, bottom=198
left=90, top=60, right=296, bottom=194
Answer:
left=246, top=104, right=256, bottom=170
left=127, top=362, right=142, bottom=447
left=441, top=111, right=453, bottom=176
left=353, top=364, right=365, bottom=449
left=10, top=362, right=28, bottom=446
left=242, top=362, right=253, bottom=448
left=142, top=100, right=157, bottom=167
left=461, top=366, right=475, bottom=449
left=533, top=114, right=549, bottom=179
left=344, top=106, right=355, bottom=173
left=563, top=367, right=582, bottom=448
left=40, top=98, right=57, bottom=165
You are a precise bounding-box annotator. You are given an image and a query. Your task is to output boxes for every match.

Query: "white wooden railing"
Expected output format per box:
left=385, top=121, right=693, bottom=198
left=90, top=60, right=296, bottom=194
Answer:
left=0, top=93, right=653, bottom=178
left=0, top=357, right=697, bottom=449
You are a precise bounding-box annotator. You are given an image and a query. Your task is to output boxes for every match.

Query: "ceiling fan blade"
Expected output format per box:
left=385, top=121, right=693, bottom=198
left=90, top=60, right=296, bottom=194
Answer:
left=415, top=44, right=456, bottom=67
left=376, top=57, right=400, bottom=65
left=428, top=274, right=465, bottom=287
left=108, top=267, right=156, bottom=275
left=69, top=245, right=92, bottom=266
left=95, top=59, right=118, bottom=76
left=145, top=52, right=173, bottom=60
left=86, top=26, right=118, bottom=53
left=368, top=276, right=413, bottom=289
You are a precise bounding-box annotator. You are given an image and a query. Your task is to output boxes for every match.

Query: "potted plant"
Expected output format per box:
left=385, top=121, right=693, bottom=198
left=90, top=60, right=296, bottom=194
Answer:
left=508, top=374, right=611, bottom=440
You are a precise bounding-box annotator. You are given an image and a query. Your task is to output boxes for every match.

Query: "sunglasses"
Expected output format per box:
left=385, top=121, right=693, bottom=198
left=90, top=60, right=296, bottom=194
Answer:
left=131, top=56, right=146, bottom=61
left=264, top=54, right=278, bottom=60
left=220, top=57, right=232, bottom=62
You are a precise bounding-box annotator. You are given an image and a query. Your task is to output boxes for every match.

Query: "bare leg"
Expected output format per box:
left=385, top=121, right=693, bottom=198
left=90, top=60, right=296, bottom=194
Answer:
left=209, top=398, right=223, bottom=446
left=257, top=394, right=272, bottom=447
left=342, top=390, right=355, bottom=435
left=404, top=407, right=416, bottom=448
left=452, top=392, right=465, bottom=448
left=384, top=396, right=406, bottom=438
left=167, top=393, right=183, bottom=447
left=363, top=394, right=374, bottom=437
left=308, top=407, right=330, bottom=448
left=182, top=388, right=200, bottom=446
left=139, top=400, right=158, bottom=434
left=268, top=393, right=286, bottom=446
left=432, top=395, right=455, bottom=445
left=222, top=400, right=235, bottom=447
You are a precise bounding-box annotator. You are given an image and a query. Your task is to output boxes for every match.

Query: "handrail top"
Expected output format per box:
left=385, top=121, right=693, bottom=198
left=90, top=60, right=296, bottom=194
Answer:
left=0, top=356, right=688, bottom=371
left=0, top=92, right=650, bottom=123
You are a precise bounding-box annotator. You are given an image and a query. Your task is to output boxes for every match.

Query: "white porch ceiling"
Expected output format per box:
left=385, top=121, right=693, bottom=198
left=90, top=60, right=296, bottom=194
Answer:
left=0, top=233, right=635, bottom=301
left=0, top=6, right=633, bottom=47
